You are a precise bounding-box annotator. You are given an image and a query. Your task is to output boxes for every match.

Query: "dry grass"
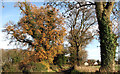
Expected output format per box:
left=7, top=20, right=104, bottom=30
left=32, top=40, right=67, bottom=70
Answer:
left=49, top=64, right=119, bottom=72
left=75, top=66, right=100, bottom=72
left=75, top=65, right=119, bottom=72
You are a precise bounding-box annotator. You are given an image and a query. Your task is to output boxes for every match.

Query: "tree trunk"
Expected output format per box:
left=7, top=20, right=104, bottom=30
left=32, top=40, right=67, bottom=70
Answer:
left=95, top=2, right=116, bottom=72
left=76, top=45, right=80, bottom=66
left=98, top=17, right=115, bottom=72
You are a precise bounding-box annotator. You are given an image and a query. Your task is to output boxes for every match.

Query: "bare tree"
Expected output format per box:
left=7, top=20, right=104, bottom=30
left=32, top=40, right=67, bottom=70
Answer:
left=65, top=6, right=97, bottom=68
left=46, top=1, right=119, bottom=72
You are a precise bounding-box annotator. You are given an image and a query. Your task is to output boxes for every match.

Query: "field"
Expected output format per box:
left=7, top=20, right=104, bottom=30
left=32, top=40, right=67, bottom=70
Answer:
left=48, top=65, right=120, bottom=72
left=74, top=66, right=100, bottom=72
left=74, top=65, right=120, bottom=72
left=61, top=65, right=119, bottom=72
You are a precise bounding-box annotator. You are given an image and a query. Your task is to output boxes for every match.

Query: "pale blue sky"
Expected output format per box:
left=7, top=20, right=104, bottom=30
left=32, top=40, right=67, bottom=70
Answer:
left=0, top=2, right=101, bottom=60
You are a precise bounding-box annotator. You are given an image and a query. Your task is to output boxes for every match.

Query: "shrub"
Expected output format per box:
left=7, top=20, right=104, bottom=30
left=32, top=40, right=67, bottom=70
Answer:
left=32, top=62, right=47, bottom=72
left=19, top=61, right=48, bottom=72
left=2, top=62, right=21, bottom=72
left=87, top=59, right=96, bottom=66
left=53, top=54, right=67, bottom=67
left=50, top=65, right=59, bottom=72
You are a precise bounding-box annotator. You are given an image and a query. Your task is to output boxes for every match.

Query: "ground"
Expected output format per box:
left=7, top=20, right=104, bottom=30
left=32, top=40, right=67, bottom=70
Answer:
left=50, top=65, right=119, bottom=72
left=74, top=66, right=100, bottom=72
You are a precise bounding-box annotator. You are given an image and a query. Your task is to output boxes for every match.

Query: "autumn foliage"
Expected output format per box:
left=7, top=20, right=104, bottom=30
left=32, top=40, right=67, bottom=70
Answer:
left=3, top=2, right=66, bottom=63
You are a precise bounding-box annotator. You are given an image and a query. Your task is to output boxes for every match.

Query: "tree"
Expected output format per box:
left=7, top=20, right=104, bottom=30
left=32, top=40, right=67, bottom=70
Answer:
left=47, top=1, right=119, bottom=72
left=69, top=47, right=87, bottom=66
left=3, top=2, right=66, bottom=64
left=95, top=2, right=117, bottom=72
left=65, top=5, right=96, bottom=68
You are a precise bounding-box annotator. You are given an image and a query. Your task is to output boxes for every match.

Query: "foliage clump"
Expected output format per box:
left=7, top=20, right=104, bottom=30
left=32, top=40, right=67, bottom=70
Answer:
left=53, top=54, right=67, bottom=67
left=19, top=61, right=48, bottom=72
left=3, top=2, right=66, bottom=63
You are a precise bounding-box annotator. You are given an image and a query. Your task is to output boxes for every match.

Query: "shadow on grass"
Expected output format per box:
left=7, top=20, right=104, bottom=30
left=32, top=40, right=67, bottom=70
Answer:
left=61, top=66, right=120, bottom=74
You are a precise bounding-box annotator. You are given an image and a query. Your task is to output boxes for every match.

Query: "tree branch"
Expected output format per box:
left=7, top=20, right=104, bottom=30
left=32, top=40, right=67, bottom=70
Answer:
left=95, top=2, right=104, bottom=18
left=105, top=2, right=114, bottom=16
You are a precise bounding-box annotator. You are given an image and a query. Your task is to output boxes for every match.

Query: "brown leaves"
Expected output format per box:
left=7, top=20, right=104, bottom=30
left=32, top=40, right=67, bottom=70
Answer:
left=3, top=3, right=66, bottom=63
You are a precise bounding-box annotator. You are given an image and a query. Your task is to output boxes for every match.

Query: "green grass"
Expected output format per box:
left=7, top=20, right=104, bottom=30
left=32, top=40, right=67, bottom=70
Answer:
left=61, top=64, right=71, bottom=69
left=88, top=65, right=119, bottom=71
left=115, top=65, right=120, bottom=71
left=89, top=66, right=100, bottom=68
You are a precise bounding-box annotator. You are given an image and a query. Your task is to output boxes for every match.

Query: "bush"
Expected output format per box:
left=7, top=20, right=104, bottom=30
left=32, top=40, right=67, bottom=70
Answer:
left=87, top=59, right=96, bottom=66
left=19, top=62, right=31, bottom=72
left=19, top=61, right=48, bottom=72
left=2, top=62, right=21, bottom=72
left=71, top=69, right=80, bottom=74
left=53, top=54, right=67, bottom=67
left=33, top=62, right=47, bottom=72
left=96, top=60, right=101, bottom=65
left=50, top=65, right=59, bottom=72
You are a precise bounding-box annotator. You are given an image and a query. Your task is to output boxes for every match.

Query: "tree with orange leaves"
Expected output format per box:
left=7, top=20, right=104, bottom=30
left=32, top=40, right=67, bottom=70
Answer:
left=3, top=2, right=66, bottom=63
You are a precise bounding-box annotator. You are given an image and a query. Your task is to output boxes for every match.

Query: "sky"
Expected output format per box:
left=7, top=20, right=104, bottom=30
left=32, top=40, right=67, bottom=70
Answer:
left=0, top=2, right=101, bottom=61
